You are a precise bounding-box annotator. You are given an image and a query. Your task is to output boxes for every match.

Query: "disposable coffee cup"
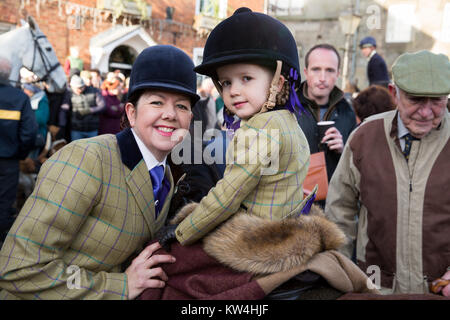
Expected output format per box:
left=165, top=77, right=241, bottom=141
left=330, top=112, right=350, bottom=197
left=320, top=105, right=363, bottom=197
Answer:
left=317, top=121, right=335, bottom=149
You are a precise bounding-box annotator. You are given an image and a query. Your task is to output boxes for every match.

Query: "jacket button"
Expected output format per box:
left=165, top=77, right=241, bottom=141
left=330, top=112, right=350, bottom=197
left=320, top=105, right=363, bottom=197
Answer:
left=176, top=230, right=182, bottom=236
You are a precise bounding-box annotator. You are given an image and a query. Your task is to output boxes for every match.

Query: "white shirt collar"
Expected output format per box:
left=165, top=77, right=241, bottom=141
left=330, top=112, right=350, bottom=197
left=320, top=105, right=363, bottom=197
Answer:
left=368, top=49, right=377, bottom=61
left=131, top=128, right=166, bottom=171
left=397, top=112, right=410, bottom=139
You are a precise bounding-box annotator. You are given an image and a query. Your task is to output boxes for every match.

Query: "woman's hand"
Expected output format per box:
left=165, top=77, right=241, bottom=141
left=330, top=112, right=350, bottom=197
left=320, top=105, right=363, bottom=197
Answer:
left=125, top=242, right=176, bottom=300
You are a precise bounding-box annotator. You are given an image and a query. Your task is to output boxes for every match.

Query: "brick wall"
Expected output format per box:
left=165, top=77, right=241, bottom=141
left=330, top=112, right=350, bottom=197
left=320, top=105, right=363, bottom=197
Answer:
left=0, top=0, right=19, bottom=24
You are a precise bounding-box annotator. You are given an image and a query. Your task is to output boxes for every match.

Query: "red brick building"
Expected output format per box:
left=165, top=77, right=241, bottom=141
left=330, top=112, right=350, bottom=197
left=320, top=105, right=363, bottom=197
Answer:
left=0, top=0, right=264, bottom=78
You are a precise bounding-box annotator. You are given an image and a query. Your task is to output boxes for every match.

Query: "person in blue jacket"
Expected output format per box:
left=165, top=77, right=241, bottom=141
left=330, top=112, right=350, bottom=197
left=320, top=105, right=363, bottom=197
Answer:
left=22, top=83, right=50, bottom=159
left=359, top=36, right=390, bottom=87
left=0, top=57, right=38, bottom=243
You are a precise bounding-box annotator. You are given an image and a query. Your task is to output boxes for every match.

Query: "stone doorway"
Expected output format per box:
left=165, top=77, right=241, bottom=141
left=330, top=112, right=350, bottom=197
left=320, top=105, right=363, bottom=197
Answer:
left=108, top=45, right=137, bottom=77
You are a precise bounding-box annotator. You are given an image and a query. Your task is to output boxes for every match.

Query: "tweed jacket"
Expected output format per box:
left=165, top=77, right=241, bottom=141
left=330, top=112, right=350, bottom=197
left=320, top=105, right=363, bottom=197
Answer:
left=0, top=128, right=173, bottom=299
left=325, top=110, right=450, bottom=294
left=176, top=110, right=310, bottom=245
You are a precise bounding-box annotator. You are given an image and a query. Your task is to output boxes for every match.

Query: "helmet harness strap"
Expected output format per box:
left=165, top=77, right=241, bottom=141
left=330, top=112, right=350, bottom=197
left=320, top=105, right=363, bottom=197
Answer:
left=260, top=60, right=282, bottom=114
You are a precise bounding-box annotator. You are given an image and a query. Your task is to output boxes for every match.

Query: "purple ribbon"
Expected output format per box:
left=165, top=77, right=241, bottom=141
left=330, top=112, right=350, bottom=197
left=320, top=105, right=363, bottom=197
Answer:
left=223, top=109, right=234, bottom=129
left=299, top=192, right=316, bottom=216
left=230, top=120, right=241, bottom=131
left=286, top=68, right=305, bottom=116
left=223, top=108, right=241, bottom=130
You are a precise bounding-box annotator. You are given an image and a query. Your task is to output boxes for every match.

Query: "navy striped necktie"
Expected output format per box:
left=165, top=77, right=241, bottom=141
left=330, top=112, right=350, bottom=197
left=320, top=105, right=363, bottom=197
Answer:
left=402, top=133, right=419, bottom=161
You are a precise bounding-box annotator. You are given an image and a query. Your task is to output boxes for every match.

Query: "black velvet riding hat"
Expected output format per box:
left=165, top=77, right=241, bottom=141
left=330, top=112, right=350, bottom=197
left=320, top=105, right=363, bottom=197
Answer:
left=194, top=7, right=300, bottom=78
left=128, top=45, right=200, bottom=104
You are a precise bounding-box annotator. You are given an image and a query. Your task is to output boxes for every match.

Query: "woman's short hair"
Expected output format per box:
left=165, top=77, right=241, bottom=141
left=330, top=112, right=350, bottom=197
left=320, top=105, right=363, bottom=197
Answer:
left=352, top=85, right=395, bottom=122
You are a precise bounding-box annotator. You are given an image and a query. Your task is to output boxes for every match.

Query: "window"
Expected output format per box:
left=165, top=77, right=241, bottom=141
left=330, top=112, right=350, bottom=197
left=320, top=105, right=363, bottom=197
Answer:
left=196, top=0, right=227, bottom=18
left=268, top=0, right=304, bottom=16
left=0, top=22, right=15, bottom=35
left=385, top=4, right=416, bottom=43
left=193, top=47, right=207, bottom=84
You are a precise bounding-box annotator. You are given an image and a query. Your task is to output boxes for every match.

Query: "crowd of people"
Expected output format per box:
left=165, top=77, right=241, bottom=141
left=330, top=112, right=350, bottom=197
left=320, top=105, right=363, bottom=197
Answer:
left=0, top=7, right=449, bottom=300
left=9, top=65, right=130, bottom=214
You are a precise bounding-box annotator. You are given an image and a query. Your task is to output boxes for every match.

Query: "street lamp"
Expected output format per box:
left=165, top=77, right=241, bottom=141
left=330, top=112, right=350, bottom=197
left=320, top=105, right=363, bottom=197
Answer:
left=339, top=10, right=361, bottom=88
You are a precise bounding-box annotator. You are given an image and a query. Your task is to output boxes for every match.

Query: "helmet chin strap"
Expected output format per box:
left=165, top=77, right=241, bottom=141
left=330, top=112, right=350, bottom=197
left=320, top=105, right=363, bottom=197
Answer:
left=260, top=60, right=282, bottom=114
left=212, top=77, right=223, bottom=95
left=212, top=59, right=283, bottom=116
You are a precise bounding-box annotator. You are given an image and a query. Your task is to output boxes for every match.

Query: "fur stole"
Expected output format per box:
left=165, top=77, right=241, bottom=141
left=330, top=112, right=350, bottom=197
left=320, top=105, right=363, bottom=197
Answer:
left=170, top=203, right=346, bottom=275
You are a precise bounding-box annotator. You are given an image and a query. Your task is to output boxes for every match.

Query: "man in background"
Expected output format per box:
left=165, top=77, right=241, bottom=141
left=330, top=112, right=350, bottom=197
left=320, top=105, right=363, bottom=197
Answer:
left=359, top=36, right=390, bottom=87
left=0, top=57, right=37, bottom=244
left=296, top=44, right=357, bottom=183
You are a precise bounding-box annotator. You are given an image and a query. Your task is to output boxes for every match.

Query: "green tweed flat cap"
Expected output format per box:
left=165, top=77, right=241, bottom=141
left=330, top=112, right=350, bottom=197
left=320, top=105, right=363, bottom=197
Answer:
left=392, top=50, right=450, bottom=97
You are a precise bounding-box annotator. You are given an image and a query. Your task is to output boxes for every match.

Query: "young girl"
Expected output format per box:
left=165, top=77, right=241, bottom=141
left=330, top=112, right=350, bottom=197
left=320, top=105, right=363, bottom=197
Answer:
left=0, top=45, right=199, bottom=300
left=168, top=8, right=312, bottom=246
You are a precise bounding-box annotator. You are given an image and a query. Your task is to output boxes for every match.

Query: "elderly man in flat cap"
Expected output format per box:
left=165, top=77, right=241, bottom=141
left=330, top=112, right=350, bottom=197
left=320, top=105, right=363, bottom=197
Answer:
left=325, top=50, right=450, bottom=296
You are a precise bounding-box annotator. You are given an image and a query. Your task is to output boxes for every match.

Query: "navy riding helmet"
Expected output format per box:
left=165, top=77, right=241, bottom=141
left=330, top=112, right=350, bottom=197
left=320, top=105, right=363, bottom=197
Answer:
left=194, top=7, right=300, bottom=85
left=128, top=45, right=200, bottom=104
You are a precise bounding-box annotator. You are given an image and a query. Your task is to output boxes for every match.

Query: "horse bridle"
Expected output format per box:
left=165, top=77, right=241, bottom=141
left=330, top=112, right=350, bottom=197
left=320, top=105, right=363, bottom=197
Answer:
left=28, top=28, right=61, bottom=83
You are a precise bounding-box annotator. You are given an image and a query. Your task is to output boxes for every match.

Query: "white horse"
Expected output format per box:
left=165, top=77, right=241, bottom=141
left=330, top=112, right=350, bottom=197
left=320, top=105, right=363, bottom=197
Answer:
left=0, top=16, right=66, bottom=93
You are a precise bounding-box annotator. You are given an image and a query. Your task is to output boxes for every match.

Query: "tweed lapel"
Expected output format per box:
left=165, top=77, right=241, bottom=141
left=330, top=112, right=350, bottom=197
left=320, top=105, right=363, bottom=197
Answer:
left=116, top=128, right=156, bottom=231
left=127, top=161, right=158, bottom=230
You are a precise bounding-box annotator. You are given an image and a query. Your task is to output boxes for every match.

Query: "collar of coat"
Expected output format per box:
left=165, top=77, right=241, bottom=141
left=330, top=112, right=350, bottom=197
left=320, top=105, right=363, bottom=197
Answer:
left=300, top=81, right=345, bottom=110
left=368, top=50, right=377, bottom=61
left=116, top=127, right=143, bottom=171
left=171, top=203, right=346, bottom=274
left=299, top=81, right=345, bottom=121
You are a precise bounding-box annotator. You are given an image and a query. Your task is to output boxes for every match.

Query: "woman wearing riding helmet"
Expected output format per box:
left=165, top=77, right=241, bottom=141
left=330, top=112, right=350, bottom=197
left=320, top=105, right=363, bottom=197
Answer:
left=162, top=7, right=315, bottom=247
left=0, top=45, right=199, bottom=300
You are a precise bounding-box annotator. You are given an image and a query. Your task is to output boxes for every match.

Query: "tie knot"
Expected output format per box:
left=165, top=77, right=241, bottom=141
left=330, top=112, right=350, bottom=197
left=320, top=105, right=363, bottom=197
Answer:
left=404, top=133, right=420, bottom=141
left=402, top=133, right=420, bottom=161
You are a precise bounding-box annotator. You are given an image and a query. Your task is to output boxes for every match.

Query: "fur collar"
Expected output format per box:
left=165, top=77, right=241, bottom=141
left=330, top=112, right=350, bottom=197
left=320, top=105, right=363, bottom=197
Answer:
left=171, top=203, right=345, bottom=274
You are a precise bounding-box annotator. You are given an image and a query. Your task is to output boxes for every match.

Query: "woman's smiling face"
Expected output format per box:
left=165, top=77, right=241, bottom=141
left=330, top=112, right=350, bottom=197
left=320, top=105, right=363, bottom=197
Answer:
left=125, top=90, right=193, bottom=161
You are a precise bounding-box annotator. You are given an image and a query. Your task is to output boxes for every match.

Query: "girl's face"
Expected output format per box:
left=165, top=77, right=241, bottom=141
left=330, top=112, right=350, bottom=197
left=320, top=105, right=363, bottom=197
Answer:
left=125, top=90, right=193, bottom=161
left=217, top=63, right=274, bottom=120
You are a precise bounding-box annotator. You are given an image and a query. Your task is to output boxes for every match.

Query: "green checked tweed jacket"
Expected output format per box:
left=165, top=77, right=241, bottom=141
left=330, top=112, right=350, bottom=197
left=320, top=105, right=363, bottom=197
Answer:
left=176, top=110, right=310, bottom=245
left=0, top=128, right=173, bottom=299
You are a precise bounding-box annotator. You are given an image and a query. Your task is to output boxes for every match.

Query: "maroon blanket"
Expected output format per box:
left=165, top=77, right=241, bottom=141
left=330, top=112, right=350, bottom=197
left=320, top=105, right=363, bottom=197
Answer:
left=138, top=241, right=266, bottom=300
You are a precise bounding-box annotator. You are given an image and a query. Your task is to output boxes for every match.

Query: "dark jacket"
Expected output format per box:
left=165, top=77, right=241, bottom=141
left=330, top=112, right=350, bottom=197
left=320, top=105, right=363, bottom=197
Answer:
left=367, top=52, right=390, bottom=87
left=98, top=90, right=123, bottom=135
left=0, top=83, right=38, bottom=160
left=167, top=131, right=228, bottom=221
left=70, top=86, right=105, bottom=132
left=296, top=82, right=357, bottom=181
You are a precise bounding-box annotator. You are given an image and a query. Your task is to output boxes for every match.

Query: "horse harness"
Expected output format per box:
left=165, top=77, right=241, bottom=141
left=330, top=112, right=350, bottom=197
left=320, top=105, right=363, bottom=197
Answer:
left=27, top=28, right=60, bottom=84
